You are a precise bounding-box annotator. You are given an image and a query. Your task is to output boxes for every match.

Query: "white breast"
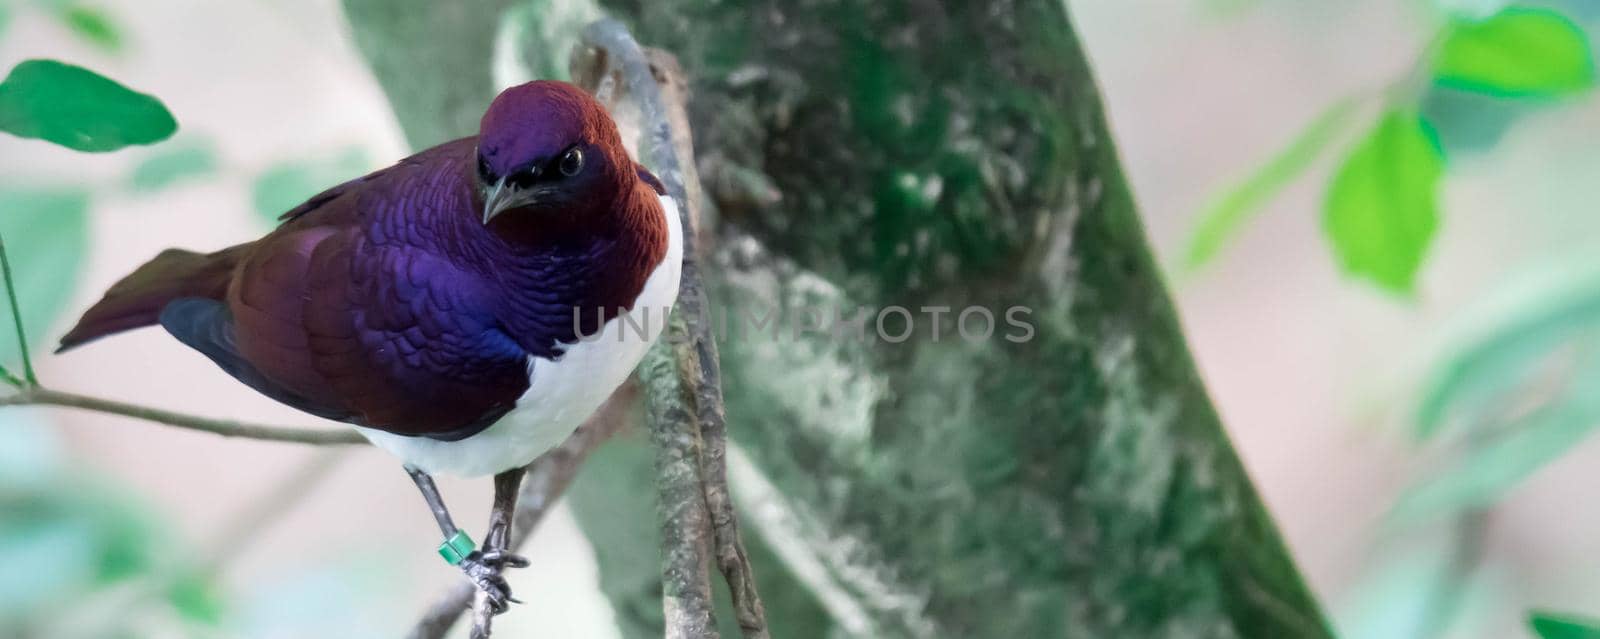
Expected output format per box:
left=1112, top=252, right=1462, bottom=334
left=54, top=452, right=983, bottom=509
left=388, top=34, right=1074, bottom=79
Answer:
left=357, top=195, right=684, bottom=477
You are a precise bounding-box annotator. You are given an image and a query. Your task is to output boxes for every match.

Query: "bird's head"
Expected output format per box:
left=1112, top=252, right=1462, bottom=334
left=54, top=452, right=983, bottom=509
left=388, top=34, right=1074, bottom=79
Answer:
left=474, top=80, right=630, bottom=227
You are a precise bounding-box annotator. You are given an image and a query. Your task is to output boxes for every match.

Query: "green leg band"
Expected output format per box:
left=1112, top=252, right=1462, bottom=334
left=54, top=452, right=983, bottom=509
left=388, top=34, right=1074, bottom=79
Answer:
left=438, top=530, right=475, bottom=566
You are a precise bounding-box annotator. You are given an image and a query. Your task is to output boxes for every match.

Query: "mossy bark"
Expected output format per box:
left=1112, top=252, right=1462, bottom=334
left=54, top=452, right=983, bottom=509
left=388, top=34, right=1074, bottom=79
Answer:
left=343, top=0, right=1332, bottom=636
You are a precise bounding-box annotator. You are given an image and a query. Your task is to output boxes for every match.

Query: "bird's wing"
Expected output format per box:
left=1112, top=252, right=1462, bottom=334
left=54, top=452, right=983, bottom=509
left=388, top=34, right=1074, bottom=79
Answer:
left=221, top=138, right=532, bottom=439
left=276, top=137, right=478, bottom=227
left=298, top=235, right=531, bottom=439
left=158, top=297, right=354, bottom=421
left=57, top=244, right=250, bottom=351
left=277, top=176, right=368, bottom=224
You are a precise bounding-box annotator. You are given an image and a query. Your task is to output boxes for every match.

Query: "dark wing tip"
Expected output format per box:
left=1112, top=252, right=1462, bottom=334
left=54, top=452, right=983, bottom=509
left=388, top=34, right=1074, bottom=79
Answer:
left=635, top=163, right=666, bottom=196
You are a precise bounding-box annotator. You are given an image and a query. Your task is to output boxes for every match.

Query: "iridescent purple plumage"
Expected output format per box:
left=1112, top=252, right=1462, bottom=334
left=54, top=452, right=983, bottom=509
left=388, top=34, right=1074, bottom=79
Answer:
left=57, top=80, right=678, bottom=613
left=59, top=81, right=670, bottom=442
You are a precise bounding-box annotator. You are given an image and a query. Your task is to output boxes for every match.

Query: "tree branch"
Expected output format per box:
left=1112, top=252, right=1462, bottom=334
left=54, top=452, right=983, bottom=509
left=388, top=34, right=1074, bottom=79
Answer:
left=648, top=52, right=770, bottom=639
left=570, top=31, right=719, bottom=639
left=577, top=20, right=769, bottom=639
left=0, top=385, right=366, bottom=445
left=605, top=2, right=1335, bottom=635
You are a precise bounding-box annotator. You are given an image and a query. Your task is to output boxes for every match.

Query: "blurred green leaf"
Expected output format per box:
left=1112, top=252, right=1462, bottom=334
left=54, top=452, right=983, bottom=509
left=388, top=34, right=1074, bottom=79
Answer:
left=0, top=480, right=158, bottom=618
left=1323, top=111, right=1443, bottom=294
left=1335, top=530, right=1499, bottom=639
left=1433, top=8, right=1596, bottom=98
left=0, top=60, right=176, bottom=152
left=0, top=186, right=90, bottom=363
left=251, top=147, right=370, bottom=223
left=1420, top=84, right=1529, bottom=156
left=1415, top=263, right=1600, bottom=440
left=0, top=506, right=100, bottom=617
left=92, top=495, right=156, bottom=583
left=1396, top=400, right=1599, bottom=522
left=61, top=5, right=121, bottom=52
left=1533, top=611, right=1600, bottom=639
left=168, top=572, right=224, bottom=625
left=127, top=139, right=218, bottom=193
left=1398, top=349, right=1600, bottom=523
left=1184, top=97, right=1361, bottom=270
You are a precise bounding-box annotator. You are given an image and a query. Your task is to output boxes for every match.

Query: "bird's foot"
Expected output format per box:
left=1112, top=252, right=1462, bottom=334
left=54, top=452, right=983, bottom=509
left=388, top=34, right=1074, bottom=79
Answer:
left=478, top=548, right=530, bottom=570
left=459, top=550, right=530, bottom=614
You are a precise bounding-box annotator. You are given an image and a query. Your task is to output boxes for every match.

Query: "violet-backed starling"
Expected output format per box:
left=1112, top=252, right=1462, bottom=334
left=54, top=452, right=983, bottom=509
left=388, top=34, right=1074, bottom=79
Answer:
left=57, top=80, right=683, bottom=610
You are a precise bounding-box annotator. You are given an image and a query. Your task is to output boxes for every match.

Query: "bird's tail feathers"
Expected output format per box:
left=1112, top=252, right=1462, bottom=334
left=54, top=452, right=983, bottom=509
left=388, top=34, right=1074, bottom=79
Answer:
left=56, top=244, right=248, bottom=352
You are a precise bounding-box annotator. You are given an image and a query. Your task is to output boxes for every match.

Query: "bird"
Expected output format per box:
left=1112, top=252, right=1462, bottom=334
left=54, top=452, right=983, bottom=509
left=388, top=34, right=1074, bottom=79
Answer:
left=54, top=79, right=682, bottom=611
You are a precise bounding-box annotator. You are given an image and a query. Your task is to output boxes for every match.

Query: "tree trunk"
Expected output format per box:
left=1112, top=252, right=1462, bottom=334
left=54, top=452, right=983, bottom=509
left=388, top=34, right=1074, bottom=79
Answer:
left=342, top=1, right=1333, bottom=637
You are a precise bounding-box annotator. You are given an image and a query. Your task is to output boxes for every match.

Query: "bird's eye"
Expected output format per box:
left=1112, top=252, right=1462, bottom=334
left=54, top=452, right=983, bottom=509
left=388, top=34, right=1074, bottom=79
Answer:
left=559, top=148, right=584, bottom=177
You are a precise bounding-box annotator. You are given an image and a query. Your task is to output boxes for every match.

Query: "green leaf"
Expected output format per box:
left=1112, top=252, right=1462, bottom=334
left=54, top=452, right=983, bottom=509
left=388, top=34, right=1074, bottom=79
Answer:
left=0, top=479, right=158, bottom=616
left=1414, top=260, right=1600, bottom=439
left=127, top=139, right=218, bottom=193
left=1533, top=611, right=1600, bottom=639
left=168, top=572, right=225, bottom=625
left=0, top=60, right=175, bottom=152
left=0, top=504, right=101, bottom=615
left=1395, top=397, right=1600, bottom=523
left=1323, top=111, right=1443, bottom=294
left=1433, top=8, right=1596, bottom=98
left=251, top=148, right=370, bottom=223
left=1184, top=97, right=1361, bottom=270
left=1405, top=258, right=1600, bottom=522
left=1420, top=84, right=1528, bottom=156
left=0, top=186, right=90, bottom=363
left=61, top=5, right=122, bottom=52
left=1336, top=535, right=1500, bottom=639
left=1398, top=345, right=1600, bottom=523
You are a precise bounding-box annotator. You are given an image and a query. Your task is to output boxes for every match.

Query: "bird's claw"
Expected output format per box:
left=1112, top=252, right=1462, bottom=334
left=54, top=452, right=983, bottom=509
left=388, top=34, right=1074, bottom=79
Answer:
left=478, top=549, right=531, bottom=569
left=459, top=551, right=528, bottom=614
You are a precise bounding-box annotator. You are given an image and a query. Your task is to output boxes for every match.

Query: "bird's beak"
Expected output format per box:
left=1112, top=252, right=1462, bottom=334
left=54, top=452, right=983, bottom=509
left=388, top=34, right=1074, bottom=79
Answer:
left=482, top=178, right=513, bottom=225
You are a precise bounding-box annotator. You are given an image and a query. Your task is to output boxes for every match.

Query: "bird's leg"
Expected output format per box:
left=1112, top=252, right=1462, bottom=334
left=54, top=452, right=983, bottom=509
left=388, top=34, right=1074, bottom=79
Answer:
left=405, top=466, right=526, bottom=613
left=480, top=466, right=530, bottom=571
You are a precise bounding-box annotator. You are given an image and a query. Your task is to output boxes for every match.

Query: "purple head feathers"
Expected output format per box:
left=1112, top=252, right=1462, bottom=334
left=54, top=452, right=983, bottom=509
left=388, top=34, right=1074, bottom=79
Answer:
left=475, top=81, right=631, bottom=226
left=477, top=81, right=622, bottom=178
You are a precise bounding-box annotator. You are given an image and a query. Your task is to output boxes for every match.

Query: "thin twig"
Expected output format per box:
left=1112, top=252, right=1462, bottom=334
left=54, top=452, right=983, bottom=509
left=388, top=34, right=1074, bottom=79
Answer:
left=580, top=19, right=770, bottom=639
left=0, top=235, right=37, bottom=386
left=407, top=386, right=634, bottom=639
left=0, top=385, right=366, bottom=445
left=0, top=362, right=23, bottom=389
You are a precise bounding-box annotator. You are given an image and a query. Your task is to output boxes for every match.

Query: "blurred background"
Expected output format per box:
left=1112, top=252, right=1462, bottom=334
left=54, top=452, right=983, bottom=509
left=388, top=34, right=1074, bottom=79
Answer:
left=0, top=0, right=1597, bottom=637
